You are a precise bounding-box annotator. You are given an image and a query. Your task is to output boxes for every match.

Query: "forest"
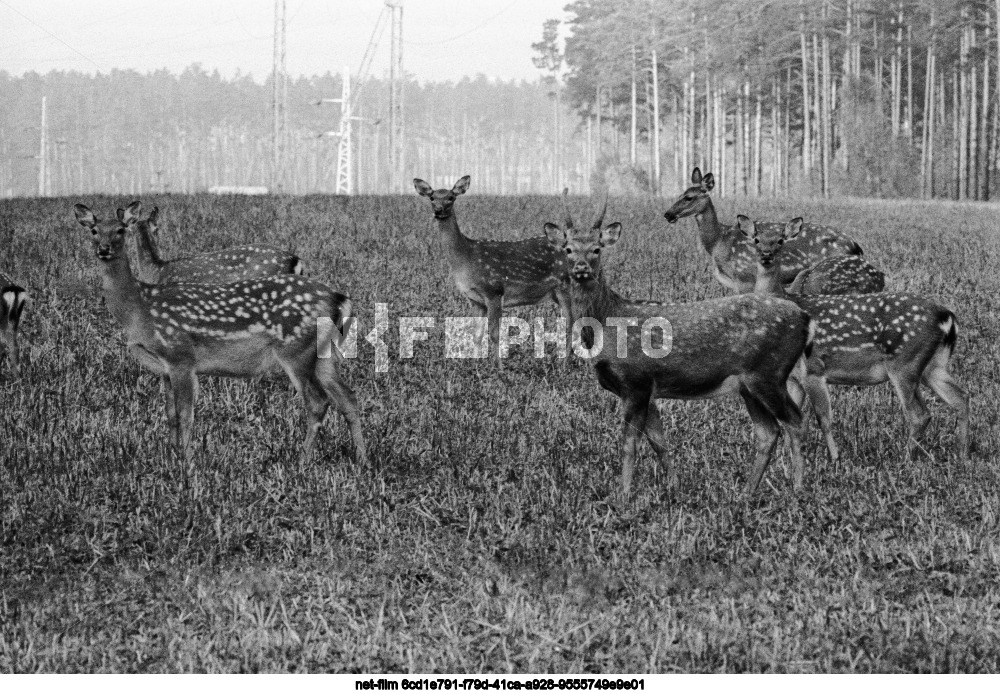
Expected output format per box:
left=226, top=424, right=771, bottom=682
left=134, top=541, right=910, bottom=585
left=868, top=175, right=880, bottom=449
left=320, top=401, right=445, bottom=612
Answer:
left=1, top=0, right=998, bottom=201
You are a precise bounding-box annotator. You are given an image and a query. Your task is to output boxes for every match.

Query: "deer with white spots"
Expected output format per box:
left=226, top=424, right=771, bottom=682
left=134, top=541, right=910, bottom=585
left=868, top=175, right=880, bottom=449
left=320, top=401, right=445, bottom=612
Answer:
left=544, top=198, right=814, bottom=498
left=789, top=254, right=885, bottom=296
left=74, top=202, right=366, bottom=467
left=739, top=214, right=970, bottom=466
left=126, top=203, right=303, bottom=284
left=1, top=270, right=27, bottom=375
left=414, top=176, right=571, bottom=357
left=663, top=168, right=864, bottom=292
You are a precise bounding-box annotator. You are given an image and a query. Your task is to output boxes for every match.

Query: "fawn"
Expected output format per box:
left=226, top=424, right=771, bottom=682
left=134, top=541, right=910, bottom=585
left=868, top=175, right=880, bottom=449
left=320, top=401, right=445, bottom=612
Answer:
left=126, top=203, right=303, bottom=284
left=74, top=201, right=367, bottom=466
left=414, top=176, right=571, bottom=357
left=663, top=168, right=864, bottom=292
left=544, top=199, right=814, bottom=497
left=740, top=214, right=970, bottom=466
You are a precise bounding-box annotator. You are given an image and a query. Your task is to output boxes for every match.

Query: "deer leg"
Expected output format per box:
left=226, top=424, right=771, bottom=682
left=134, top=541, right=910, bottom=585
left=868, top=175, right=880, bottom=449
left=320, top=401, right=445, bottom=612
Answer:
left=803, top=374, right=839, bottom=466
left=315, top=357, right=368, bottom=466
left=169, top=368, right=198, bottom=465
left=619, top=391, right=651, bottom=499
left=485, top=296, right=503, bottom=362
left=888, top=368, right=930, bottom=461
left=740, top=385, right=783, bottom=494
left=783, top=367, right=809, bottom=491
left=921, top=358, right=970, bottom=459
left=644, top=401, right=677, bottom=489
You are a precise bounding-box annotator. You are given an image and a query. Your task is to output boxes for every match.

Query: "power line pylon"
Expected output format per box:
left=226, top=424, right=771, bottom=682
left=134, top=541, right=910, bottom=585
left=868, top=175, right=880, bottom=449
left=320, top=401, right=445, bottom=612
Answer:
left=387, top=0, right=404, bottom=193
left=272, top=0, right=287, bottom=192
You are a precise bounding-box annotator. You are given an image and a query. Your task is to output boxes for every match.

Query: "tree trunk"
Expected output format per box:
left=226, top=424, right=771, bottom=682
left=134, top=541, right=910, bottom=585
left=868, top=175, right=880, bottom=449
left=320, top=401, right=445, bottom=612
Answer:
left=800, top=3, right=811, bottom=178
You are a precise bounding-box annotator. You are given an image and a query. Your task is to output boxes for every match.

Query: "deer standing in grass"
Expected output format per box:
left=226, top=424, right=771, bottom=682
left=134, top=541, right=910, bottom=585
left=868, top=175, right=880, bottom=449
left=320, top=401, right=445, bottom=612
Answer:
left=1, top=270, right=27, bottom=374
left=544, top=198, right=814, bottom=497
left=74, top=202, right=366, bottom=466
left=128, top=204, right=303, bottom=284
left=739, top=214, right=970, bottom=466
left=414, top=176, right=571, bottom=357
left=663, top=168, right=865, bottom=292
left=789, top=255, right=885, bottom=296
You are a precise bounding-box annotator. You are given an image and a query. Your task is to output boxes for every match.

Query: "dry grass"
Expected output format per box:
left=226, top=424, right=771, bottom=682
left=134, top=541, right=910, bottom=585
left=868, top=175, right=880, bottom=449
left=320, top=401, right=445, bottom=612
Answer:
left=0, top=192, right=998, bottom=672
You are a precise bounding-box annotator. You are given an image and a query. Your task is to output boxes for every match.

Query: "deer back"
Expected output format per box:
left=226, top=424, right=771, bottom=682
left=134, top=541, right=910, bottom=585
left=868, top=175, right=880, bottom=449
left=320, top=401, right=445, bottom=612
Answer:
left=788, top=254, right=886, bottom=295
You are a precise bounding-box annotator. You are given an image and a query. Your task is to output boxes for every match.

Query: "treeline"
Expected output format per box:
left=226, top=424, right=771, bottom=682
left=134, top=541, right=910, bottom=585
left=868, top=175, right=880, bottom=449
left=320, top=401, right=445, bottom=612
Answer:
left=0, top=66, right=587, bottom=198
left=549, top=0, right=1000, bottom=199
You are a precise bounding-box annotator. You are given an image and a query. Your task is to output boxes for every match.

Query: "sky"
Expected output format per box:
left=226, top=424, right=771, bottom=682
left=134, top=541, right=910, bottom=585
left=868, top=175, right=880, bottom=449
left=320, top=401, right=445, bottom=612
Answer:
left=0, top=0, right=571, bottom=84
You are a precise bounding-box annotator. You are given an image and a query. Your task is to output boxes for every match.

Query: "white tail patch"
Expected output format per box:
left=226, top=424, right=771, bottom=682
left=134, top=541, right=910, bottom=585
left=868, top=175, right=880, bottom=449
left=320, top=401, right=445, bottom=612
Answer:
left=292, top=257, right=305, bottom=275
left=939, top=314, right=953, bottom=336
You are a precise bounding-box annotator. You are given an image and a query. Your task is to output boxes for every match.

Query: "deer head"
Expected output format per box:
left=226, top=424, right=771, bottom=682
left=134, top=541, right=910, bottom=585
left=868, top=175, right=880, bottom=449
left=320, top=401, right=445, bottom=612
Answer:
left=75, top=201, right=141, bottom=262
left=413, top=175, right=471, bottom=219
left=737, top=215, right=803, bottom=269
left=544, top=195, right=621, bottom=284
left=663, top=167, right=715, bottom=223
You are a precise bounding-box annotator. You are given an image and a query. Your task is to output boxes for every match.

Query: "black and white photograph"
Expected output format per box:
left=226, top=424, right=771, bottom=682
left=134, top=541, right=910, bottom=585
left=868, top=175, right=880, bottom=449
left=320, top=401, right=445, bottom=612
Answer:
left=1, top=0, right=998, bottom=675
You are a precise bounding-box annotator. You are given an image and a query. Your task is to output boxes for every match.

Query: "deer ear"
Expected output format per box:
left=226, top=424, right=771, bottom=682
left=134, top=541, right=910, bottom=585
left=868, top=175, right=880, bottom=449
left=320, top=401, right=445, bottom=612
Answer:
left=736, top=214, right=755, bottom=239
left=691, top=167, right=702, bottom=185
left=784, top=217, right=804, bottom=240
left=702, top=173, right=715, bottom=191
left=74, top=203, right=97, bottom=229
left=600, top=222, right=622, bottom=247
left=453, top=176, right=471, bottom=195
left=543, top=222, right=566, bottom=247
left=121, top=200, right=142, bottom=225
left=413, top=178, right=433, bottom=197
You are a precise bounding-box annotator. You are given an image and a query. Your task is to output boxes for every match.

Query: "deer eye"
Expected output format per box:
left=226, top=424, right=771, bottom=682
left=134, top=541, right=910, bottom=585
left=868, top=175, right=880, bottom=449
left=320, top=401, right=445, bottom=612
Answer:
left=593, top=248, right=601, bottom=254
left=778, top=239, right=784, bottom=245
left=565, top=247, right=572, bottom=254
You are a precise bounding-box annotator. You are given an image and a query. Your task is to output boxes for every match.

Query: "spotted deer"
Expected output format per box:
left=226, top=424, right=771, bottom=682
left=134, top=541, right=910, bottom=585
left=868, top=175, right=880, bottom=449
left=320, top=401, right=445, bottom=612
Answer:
left=663, top=168, right=864, bottom=292
left=543, top=199, right=814, bottom=497
left=74, top=202, right=366, bottom=466
left=126, top=203, right=303, bottom=284
left=414, top=176, right=571, bottom=357
left=739, top=214, right=970, bottom=465
left=789, top=255, right=885, bottom=295
left=1, top=270, right=27, bottom=375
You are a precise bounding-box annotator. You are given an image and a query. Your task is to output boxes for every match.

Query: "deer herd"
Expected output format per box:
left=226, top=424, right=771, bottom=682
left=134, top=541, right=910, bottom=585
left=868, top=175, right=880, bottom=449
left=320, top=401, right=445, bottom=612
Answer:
left=0, top=167, right=970, bottom=501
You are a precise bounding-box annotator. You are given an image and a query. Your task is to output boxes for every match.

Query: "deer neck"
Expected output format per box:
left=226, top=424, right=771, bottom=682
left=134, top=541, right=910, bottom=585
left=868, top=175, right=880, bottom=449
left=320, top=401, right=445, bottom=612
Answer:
left=98, top=254, right=146, bottom=327
left=568, top=270, right=628, bottom=324
left=693, top=198, right=729, bottom=255
left=753, top=264, right=788, bottom=297
left=133, top=224, right=165, bottom=269
left=436, top=210, right=470, bottom=258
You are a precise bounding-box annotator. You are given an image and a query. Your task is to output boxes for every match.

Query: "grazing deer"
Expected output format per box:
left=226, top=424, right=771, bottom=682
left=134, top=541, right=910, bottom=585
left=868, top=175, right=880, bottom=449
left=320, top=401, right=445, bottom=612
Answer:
left=74, top=202, right=366, bottom=467
left=414, top=176, right=571, bottom=357
left=543, top=199, right=814, bottom=497
left=126, top=203, right=303, bottom=284
left=739, top=214, right=970, bottom=465
left=663, top=167, right=864, bottom=292
left=1, top=270, right=27, bottom=375
left=788, top=255, right=886, bottom=295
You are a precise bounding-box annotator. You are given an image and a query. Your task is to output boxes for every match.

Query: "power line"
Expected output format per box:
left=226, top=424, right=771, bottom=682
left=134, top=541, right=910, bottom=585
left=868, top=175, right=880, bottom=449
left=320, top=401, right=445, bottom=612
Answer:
left=404, top=0, right=518, bottom=47
left=0, top=0, right=103, bottom=71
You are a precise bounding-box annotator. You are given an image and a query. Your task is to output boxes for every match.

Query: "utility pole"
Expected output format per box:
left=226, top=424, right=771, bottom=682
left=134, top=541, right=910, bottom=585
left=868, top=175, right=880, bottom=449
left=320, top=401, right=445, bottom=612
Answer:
left=272, top=0, right=287, bottom=192
left=38, top=96, right=48, bottom=197
left=387, top=0, right=404, bottom=193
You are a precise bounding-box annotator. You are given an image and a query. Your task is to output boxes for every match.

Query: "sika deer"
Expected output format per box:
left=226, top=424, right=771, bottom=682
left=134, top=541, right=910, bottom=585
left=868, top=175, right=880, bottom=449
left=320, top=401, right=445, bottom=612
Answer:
left=788, top=255, right=885, bottom=295
left=0, top=270, right=27, bottom=375
left=663, top=168, right=864, bottom=292
left=126, top=203, right=303, bottom=284
left=414, top=176, right=571, bottom=357
left=74, top=202, right=366, bottom=466
left=739, top=214, right=969, bottom=465
left=544, top=199, right=814, bottom=497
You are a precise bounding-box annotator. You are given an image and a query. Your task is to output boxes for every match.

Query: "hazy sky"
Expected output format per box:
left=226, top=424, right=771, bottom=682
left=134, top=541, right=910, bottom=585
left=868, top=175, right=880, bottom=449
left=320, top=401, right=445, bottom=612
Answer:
left=0, top=0, right=570, bottom=84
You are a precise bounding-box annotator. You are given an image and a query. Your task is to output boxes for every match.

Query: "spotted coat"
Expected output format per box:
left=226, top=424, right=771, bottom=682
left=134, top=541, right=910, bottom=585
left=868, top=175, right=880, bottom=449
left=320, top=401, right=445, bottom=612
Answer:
left=789, top=254, right=886, bottom=295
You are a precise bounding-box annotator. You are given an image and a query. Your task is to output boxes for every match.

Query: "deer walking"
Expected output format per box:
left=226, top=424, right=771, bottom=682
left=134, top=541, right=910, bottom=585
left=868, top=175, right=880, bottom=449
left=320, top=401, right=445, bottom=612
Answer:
left=1, top=270, right=27, bottom=375
left=789, top=255, right=885, bottom=296
left=74, top=202, right=366, bottom=466
left=739, top=214, right=969, bottom=467
left=544, top=199, right=814, bottom=497
left=414, top=176, right=571, bottom=357
left=127, top=204, right=303, bottom=284
left=663, top=168, right=864, bottom=292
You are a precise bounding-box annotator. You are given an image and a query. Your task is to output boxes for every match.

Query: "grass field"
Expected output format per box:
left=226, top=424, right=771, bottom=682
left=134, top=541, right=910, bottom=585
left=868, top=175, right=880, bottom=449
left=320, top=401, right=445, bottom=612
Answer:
left=1, top=191, right=998, bottom=672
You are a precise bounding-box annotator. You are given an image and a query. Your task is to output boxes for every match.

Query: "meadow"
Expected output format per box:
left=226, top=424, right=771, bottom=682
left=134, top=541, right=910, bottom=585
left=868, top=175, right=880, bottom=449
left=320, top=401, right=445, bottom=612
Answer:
left=0, top=190, right=998, bottom=672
